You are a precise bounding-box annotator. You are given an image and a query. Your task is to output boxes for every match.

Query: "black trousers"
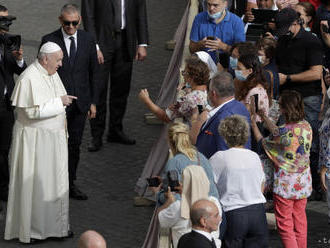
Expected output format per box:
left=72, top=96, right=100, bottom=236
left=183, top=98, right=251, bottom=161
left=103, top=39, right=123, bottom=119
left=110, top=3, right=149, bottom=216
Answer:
left=0, top=98, right=14, bottom=199
left=90, top=31, right=133, bottom=140
left=67, top=103, right=87, bottom=187
left=224, top=203, right=269, bottom=248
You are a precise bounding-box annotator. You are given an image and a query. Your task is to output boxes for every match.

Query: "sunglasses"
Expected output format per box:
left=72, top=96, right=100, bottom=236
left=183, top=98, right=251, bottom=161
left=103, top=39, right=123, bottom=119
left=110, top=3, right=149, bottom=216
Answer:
left=63, top=20, right=79, bottom=26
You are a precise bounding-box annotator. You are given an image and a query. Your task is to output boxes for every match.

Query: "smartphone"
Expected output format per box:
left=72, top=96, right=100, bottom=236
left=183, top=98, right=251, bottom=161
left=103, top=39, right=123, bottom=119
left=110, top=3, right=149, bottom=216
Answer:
left=253, top=94, right=259, bottom=113
left=321, top=24, right=330, bottom=33
left=207, top=36, right=215, bottom=40
left=197, top=105, right=203, bottom=114
left=147, top=177, right=160, bottom=187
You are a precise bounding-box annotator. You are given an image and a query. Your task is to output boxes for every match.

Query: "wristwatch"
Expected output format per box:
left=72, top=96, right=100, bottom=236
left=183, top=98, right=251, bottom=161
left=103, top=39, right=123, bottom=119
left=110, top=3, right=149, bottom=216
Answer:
left=286, top=75, right=291, bottom=83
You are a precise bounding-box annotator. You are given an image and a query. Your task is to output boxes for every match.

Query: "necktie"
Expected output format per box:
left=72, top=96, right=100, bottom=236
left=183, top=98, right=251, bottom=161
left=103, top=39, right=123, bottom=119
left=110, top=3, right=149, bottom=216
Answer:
left=113, top=0, right=122, bottom=32
left=211, top=238, right=217, bottom=248
left=69, top=36, right=76, bottom=66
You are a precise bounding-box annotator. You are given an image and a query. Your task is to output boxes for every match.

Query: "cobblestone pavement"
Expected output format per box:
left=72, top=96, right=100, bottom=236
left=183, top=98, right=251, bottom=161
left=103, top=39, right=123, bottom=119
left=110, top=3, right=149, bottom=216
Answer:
left=0, top=0, right=329, bottom=248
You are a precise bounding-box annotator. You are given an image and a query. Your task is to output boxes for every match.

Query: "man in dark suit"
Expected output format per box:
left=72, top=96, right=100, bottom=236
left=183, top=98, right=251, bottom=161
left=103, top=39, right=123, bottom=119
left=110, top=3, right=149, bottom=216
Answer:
left=194, top=72, right=251, bottom=159
left=178, top=199, right=221, bottom=248
left=81, top=0, right=149, bottom=151
left=41, top=4, right=100, bottom=200
left=0, top=4, right=27, bottom=203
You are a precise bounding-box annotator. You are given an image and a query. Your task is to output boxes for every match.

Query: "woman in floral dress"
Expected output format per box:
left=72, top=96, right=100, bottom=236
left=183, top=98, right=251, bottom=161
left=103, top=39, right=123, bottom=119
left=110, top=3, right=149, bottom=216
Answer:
left=138, top=56, right=210, bottom=124
left=251, top=90, right=312, bottom=248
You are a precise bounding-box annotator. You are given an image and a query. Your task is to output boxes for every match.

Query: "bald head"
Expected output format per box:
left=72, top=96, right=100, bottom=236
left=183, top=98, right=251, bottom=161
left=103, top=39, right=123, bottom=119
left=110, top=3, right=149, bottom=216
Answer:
left=190, top=199, right=221, bottom=233
left=78, top=230, right=107, bottom=248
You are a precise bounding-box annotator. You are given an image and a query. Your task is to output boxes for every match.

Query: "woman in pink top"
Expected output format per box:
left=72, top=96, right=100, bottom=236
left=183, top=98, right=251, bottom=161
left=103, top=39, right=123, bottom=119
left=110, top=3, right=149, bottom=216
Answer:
left=235, top=54, right=270, bottom=123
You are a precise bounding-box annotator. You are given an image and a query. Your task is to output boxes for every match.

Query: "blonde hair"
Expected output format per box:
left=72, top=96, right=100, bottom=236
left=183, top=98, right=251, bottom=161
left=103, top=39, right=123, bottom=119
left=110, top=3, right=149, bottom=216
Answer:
left=168, top=122, right=197, bottom=161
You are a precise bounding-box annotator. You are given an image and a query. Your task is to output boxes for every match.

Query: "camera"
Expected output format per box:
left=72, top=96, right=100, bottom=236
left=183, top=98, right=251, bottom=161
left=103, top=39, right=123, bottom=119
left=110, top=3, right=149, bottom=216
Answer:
left=0, top=15, right=21, bottom=51
left=0, top=33, right=21, bottom=51
left=162, top=170, right=180, bottom=192
left=0, top=15, right=16, bottom=32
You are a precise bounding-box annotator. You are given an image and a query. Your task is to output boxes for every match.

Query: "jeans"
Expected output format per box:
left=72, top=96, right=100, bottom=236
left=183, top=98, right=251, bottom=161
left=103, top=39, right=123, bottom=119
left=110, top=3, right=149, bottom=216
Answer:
left=303, top=95, right=321, bottom=153
left=303, top=95, right=322, bottom=191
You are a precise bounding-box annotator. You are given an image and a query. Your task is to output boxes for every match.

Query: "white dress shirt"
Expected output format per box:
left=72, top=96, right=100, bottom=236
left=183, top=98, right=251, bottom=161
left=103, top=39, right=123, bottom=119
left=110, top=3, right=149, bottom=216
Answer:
left=203, top=98, right=235, bottom=128
left=61, top=28, right=77, bottom=56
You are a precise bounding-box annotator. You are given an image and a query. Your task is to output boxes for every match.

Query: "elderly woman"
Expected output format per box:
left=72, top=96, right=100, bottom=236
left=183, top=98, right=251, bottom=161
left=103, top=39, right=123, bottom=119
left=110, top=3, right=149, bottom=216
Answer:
left=158, top=166, right=222, bottom=248
left=139, top=56, right=210, bottom=123
left=209, top=115, right=268, bottom=247
left=251, top=90, right=312, bottom=248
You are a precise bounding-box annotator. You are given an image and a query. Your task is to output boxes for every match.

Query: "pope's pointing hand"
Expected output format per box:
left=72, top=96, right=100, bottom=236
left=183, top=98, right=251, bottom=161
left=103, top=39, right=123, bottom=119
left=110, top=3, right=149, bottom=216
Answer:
left=61, top=95, right=78, bottom=106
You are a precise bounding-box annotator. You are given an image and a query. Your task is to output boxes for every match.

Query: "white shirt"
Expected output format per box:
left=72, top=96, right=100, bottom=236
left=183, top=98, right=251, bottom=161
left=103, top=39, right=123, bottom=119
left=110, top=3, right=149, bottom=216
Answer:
left=210, top=148, right=266, bottom=212
left=61, top=28, right=77, bottom=56
left=192, top=229, right=213, bottom=241
left=203, top=98, right=235, bottom=128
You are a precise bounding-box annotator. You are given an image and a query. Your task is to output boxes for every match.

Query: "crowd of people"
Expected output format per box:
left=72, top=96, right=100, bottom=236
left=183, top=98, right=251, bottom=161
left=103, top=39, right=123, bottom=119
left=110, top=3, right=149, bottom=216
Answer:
left=138, top=0, right=330, bottom=247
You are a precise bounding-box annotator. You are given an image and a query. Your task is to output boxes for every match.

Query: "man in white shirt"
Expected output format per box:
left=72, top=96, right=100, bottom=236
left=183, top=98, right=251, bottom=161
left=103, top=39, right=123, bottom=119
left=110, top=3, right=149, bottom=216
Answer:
left=81, top=0, right=149, bottom=149
left=5, top=42, right=75, bottom=244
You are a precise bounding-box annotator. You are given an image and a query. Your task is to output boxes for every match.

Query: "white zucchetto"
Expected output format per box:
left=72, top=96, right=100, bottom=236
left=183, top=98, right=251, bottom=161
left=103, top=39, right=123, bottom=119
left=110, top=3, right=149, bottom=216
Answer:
left=39, top=42, right=62, bottom=54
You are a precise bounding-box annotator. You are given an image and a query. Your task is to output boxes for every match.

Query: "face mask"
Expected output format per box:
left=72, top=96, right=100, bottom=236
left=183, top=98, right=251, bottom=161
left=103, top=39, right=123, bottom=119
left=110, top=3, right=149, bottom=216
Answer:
left=208, top=9, right=224, bottom=20
left=230, top=56, right=238, bottom=69
left=185, top=82, right=191, bottom=88
left=304, top=27, right=311, bottom=32
left=258, top=55, right=265, bottom=65
left=284, top=31, right=294, bottom=39
left=235, top=70, right=247, bottom=81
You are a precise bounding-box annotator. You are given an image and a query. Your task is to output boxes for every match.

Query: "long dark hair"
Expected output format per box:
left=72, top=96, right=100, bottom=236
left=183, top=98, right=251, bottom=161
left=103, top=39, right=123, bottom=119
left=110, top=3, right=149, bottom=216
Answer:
left=236, top=54, right=270, bottom=103
left=279, top=90, right=305, bottom=123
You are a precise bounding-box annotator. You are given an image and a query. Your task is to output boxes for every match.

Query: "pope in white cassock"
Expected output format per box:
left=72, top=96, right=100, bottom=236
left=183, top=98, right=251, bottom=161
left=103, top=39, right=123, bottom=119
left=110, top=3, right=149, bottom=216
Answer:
left=4, top=42, right=77, bottom=243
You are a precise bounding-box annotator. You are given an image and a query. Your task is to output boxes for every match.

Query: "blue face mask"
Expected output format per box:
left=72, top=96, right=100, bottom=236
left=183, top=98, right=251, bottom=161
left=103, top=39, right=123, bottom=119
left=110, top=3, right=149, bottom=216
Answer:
left=305, top=27, right=311, bottom=32
left=185, top=82, right=191, bottom=88
left=235, top=70, right=247, bottom=81
left=208, top=10, right=224, bottom=20
left=230, top=56, right=238, bottom=69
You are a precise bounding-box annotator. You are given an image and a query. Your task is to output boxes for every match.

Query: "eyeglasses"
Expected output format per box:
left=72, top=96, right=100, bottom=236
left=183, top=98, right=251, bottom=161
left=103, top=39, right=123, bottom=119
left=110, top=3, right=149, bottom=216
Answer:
left=63, top=20, right=79, bottom=26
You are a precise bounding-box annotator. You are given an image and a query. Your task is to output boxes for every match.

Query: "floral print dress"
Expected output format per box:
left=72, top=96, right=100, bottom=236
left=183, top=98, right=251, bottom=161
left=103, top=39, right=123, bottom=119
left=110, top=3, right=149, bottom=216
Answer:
left=262, top=120, right=313, bottom=199
left=165, top=90, right=209, bottom=122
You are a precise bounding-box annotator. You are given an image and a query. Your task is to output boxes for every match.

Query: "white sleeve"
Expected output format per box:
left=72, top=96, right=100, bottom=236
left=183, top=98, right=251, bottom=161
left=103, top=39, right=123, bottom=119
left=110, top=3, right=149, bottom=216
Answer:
left=209, top=152, right=222, bottom=183
left=158, top=200, right=181, bottom=228
left=24, top=97, right=65, bottom=119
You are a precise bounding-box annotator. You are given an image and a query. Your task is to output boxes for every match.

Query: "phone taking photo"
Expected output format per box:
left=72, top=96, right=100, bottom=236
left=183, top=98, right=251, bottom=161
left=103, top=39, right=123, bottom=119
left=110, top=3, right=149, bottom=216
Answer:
left=197, top=105, right=204, bottom=114
left=253, top=94, right=259, bottom=113
left=147, top=177, right=160, bottom=187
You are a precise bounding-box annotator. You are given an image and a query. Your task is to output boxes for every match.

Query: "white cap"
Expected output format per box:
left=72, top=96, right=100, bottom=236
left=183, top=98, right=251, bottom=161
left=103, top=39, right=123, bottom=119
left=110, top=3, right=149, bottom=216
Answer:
left=40, top=42, right=61, bottom=54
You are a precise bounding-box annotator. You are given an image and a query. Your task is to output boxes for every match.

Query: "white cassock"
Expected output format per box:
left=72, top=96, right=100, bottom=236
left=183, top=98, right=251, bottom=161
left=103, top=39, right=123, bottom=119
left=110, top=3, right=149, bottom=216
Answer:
left=4, top=59, right=70, bottom=243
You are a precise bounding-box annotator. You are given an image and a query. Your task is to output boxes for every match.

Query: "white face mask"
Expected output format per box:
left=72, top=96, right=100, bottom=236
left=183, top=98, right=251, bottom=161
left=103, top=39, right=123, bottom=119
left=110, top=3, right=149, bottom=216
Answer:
left=258, top=55, right=265, bottom=65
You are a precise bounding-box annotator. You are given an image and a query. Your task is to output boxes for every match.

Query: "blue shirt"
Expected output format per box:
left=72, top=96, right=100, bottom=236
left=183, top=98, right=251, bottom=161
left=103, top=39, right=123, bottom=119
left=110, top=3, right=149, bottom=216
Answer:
left=190, top=11, right=245, bottom=62
left=157, top=152, right=219, bottom=204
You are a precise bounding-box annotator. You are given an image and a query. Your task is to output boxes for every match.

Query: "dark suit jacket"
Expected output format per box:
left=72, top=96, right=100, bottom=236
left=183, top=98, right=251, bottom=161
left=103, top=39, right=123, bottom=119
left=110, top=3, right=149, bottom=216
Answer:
left=196, top=99, right=251, bottom=159
left=178, top=231, right=215, bottom=248
left=81, top=0, right=149, bottom=60
left=41, top=29, right=100, bottom=113
left=0, top=48, right=27, bottom=102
